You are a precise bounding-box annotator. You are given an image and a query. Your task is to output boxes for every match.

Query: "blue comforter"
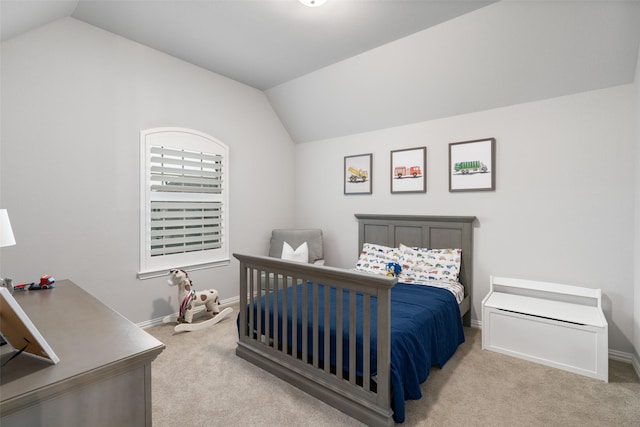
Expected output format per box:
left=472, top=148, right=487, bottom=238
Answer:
left=245, top=282, right=464, bottom=423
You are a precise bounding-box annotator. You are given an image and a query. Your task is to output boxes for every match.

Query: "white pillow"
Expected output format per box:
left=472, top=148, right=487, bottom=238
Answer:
left=281, top=241, right=309, bottom=263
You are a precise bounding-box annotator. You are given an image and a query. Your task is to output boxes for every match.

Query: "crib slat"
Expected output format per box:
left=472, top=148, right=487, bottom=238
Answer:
left=302, top=280, right=308, bottom=362
left=264, top=271, right=271, bottom=344
left=256, top=269, right=262, bottom=343
left=336, top=287, right=343, bottom=380
left=363, top=293, right=371, bottom=391
left=249, top=268, right=255, bottom=338
left=312, top=282, right=319, bottom=368
left=272, top=273, right=279, bottom=349
left=349, top=289, right=356, bottom=384
left=282, top=274, right=288, bottom=352
left=323, top=284, right=331, bottom=373
left=292, top=276, right=298, bottom=359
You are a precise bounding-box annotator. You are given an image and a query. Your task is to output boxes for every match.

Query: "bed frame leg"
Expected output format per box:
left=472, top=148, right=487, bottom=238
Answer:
left=462, top=311, right=471, bottom=327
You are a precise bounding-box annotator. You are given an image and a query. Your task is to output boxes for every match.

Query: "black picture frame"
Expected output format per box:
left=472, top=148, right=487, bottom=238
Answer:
left=390, top=147, right=427, bottom=193
left=344, top=153, right=372, bottom=195
left=449, top=138, right=496, bottom=192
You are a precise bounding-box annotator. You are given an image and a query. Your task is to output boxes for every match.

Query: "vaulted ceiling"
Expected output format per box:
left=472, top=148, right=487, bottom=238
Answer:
left=0, top=0, right=495, bottom=90
left=2, top=1, right=640, bottom=143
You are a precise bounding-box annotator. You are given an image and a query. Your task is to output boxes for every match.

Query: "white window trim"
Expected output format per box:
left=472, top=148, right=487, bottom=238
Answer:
left=138, top=127, right=229, bottom=279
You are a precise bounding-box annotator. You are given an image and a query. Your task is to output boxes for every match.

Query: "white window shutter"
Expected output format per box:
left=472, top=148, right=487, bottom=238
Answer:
left=139, top=128, right=229, bottom=278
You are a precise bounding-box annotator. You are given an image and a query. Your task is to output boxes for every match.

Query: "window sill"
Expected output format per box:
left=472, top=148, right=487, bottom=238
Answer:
left=137, top=258, right=231, bottom=280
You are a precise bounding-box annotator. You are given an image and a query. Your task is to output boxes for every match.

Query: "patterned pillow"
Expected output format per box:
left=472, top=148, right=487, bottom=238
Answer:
left=355, top=243, right=402, bottom=276
left=398, top=244, right=462, bottom=284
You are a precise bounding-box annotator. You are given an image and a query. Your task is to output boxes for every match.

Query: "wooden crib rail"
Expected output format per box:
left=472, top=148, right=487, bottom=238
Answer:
left=234, top=253, right=397, bottom=427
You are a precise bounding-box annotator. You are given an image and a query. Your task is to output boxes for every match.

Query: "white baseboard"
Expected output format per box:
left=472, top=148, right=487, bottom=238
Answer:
left=609, top=348, right=633, bottom=364
left=632, top=353, right=640, bottom=379
left=138, top=295, right=239, bottom=329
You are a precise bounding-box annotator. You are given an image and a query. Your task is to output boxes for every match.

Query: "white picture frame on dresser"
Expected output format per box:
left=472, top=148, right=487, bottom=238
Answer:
left=0, top=287, right=59, bottom=365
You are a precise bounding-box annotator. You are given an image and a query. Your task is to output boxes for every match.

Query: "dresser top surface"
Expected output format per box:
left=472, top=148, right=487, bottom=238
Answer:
left=1, top=280, right=165, bottom=402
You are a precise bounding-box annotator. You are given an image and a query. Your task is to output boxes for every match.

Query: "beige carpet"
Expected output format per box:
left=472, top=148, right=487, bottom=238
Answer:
left=147, top=306, right=640, bottom=426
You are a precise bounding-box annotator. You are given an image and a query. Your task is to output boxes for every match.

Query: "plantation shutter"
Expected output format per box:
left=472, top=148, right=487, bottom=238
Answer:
left=149, top=147, right=222, bottom=194
left=149, top=201, right=223, bottom=256
left=139, top=128, right=229, bottom=278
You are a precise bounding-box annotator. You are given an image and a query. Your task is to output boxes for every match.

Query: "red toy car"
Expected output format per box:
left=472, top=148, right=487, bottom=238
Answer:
left=35, top=275, right=55, bottom=289
left=14, top=275, right=55, bottom=291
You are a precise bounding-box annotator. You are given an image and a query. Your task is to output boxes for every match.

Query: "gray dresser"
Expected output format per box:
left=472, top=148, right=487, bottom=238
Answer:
left=1, top=280, right=165, bottom=426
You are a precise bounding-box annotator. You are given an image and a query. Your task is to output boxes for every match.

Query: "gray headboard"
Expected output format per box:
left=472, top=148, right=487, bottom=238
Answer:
left=355, top=214, right=476, bottom=308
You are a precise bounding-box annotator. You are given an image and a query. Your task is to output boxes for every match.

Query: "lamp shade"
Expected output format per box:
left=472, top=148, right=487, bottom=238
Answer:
left=0, top=209, right=16, bottom=247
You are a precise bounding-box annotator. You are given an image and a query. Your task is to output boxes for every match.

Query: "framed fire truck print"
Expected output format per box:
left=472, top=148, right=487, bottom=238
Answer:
left=390, top=147, right=426, bottom=194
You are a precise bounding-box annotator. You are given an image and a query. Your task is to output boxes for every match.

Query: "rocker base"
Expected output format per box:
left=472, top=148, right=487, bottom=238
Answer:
left=173, top=307, right=233, bottom=332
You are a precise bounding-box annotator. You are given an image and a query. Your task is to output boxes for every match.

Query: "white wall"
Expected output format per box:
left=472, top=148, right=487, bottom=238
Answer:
left=295, top=85, right=635, bottom=354
left=0, top=18, right=296, bottom=324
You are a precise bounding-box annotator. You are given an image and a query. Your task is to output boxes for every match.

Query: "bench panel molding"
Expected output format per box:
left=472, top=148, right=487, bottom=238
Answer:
left=482, top=276, right=608, bottom=382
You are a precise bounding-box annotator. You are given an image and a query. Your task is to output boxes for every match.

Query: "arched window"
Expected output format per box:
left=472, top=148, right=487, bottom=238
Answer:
left=139, top=128, right=229, bottom=278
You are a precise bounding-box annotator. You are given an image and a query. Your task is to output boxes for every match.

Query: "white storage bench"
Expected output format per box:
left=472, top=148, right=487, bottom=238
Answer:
left=482, top=276, right=608, bottom=382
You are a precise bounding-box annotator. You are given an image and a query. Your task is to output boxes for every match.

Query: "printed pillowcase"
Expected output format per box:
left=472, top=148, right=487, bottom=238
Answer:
left=398, top=244, right=462, bottom=284
left=355, top=243, right=402, bottom=276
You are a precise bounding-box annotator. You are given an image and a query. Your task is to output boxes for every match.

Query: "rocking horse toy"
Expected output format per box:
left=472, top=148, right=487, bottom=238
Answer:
left=162, top=268, right=233, bottom=332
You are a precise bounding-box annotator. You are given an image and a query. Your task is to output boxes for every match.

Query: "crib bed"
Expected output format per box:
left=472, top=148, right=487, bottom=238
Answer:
left=234, top=214, right=475, bottom=426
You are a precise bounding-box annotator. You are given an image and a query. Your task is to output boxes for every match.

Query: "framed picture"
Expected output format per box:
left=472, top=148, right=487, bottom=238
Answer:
left=0, top=287, right=60, bottom=365
left=449, top=138, right=496, bottom=192
left=344, top=153, right=372, bottom=195
left=390, top=147, right=426, bottom=193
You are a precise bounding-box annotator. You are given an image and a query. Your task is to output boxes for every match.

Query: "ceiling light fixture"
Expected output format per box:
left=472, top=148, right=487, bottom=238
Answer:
left=299, top=0, right=327, bottom=7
